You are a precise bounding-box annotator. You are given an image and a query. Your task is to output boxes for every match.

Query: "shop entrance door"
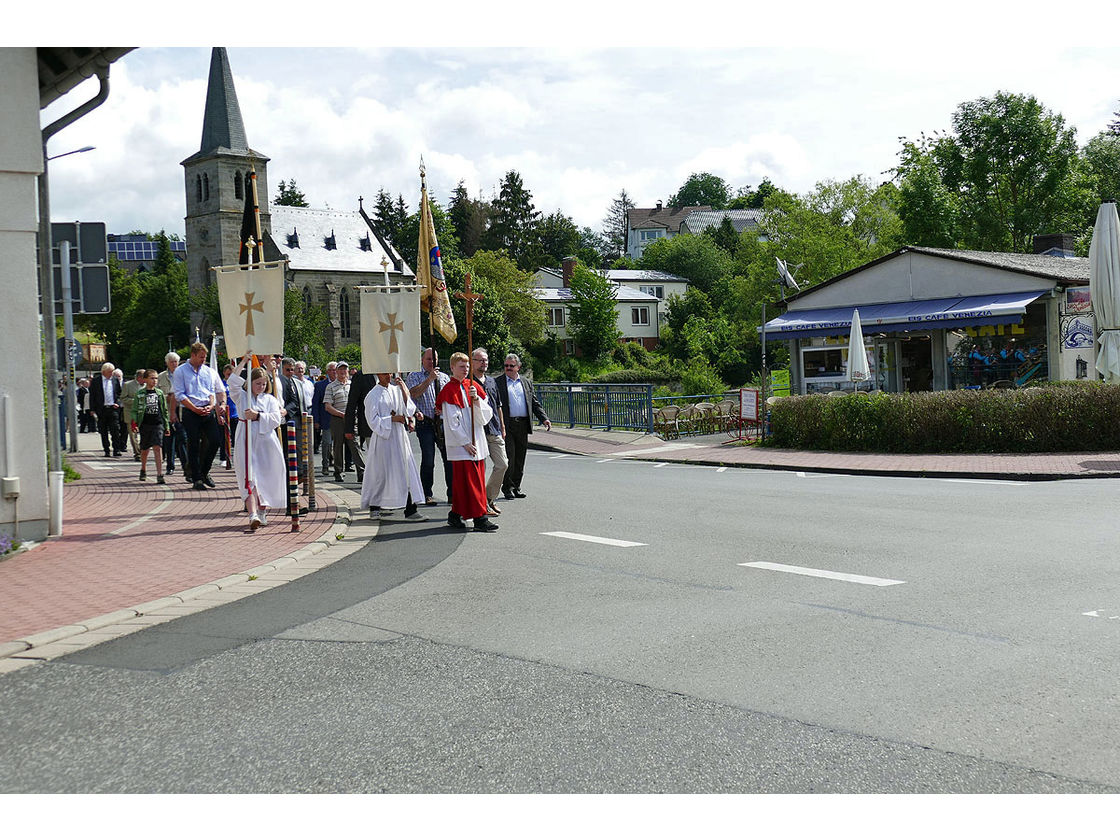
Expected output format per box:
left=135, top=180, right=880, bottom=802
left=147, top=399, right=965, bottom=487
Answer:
left=900, top=334, right=934, bottom=392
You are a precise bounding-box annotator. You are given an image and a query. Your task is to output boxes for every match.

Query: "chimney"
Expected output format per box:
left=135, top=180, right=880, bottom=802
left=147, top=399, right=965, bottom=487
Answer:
left=1032, top=233, right=1075, bottom=257
left=655, top=200, right=663, bottom=210
left=562, top=256, right=576, bottom=288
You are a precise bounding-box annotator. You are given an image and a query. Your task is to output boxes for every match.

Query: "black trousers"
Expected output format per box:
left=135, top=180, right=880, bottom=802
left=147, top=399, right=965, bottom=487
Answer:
left=181, top=409, right=221, bottom=482
left=97, top=406, right=124, bottom=454
left=503, top=417, right=531, bottom=492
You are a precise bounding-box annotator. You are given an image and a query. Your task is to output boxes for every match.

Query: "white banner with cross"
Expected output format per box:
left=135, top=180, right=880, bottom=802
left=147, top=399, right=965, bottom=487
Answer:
left=360, top=285, right=422, bottom=374
left=213, top=262, right=287, bottom=357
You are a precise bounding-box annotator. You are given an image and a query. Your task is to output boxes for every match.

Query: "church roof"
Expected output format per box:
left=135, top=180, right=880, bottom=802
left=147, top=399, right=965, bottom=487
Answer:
left=269, top=205, right=414, bottom=277
left=181, top=47, right=268, bottom=165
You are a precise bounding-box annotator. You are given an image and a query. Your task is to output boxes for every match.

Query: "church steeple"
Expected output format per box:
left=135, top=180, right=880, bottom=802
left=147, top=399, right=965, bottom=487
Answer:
left=199, top=47, right=248, bottom=155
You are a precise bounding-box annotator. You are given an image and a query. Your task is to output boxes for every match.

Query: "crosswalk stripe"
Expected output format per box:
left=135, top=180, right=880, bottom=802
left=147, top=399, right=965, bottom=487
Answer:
left=542, top=531, right=647, bottom=547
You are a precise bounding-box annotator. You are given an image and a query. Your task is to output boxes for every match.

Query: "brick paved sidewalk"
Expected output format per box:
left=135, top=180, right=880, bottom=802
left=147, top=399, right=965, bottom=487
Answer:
left=529, top=427, right=1120, bottom=480
left=0, top=435, right=344, bottom=647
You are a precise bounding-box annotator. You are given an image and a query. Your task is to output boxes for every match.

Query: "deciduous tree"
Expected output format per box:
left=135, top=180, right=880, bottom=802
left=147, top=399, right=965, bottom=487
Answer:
left=567, top=264, right=621, bottom=360
left=669, top=172, right=730, bottom=209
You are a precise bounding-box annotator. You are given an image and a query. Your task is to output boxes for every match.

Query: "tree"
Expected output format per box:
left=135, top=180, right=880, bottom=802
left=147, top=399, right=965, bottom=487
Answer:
left=895, top=92, right=1080, bottom=252
left=577, top=227, right=607, bottom=268
left=600, top=188, right=635, bottom=259
left=708, top=216, right=741, bottom=255
left=465, top=250, right=545, bottom=347
left=727, top=177, right=786, bottom=210
left=448, top=180, right=490, bottom=257
left=536, top=210, right=581, bottom=268
left=371, top=189, right=409, bottom=251
left=668, top=172, right=730, bottom=209
left=484, top=170, right=540, bottom=269
left=274, top=179, right=309, bottom=207
left=638, top=232, right=734, bottom=293
left=566, top=264, right=620, bottom=360
left=896, top=135, right=961, bottom=247
left=399, top=196, right=460, bottom=267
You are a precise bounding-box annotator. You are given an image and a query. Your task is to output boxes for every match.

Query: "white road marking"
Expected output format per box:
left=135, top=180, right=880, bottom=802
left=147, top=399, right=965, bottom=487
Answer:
left=108, top=489, right=175, bottom=535
left=614, top=443, right=700, bottom=457
left=549, top=454, right=574, bottom=459
left=542, top=531, right=647, bottom=547
left=596, top=459, right=615, bottom=463
left=796, top=471, right=807, bottom=477
left=81, top=462, right=116, bottom=471
left=1083, top=610, right=1120, bottom=619
left=716, top=467, right=728, bottom=473
left=739, top=561, right=905, bottom=587
left=653, top=462, right=668, bottom=468
left=939, top=478, right=1029, bottom=486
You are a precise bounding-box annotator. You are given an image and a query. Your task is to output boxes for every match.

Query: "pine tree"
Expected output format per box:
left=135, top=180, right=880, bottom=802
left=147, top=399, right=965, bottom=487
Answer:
left=372, top=189, right=398, bottom=244
left=274, top=179, right=309, bottom=207
left=484, top=170, right=540, bottom=268
left=448, top=180, right=489, bottom=257
left=600, top=188, right=634, bottom=260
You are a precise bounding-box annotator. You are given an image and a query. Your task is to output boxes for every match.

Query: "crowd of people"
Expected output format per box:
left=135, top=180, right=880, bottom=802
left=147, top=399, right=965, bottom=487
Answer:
left=71, top=344, right=552, bottom=534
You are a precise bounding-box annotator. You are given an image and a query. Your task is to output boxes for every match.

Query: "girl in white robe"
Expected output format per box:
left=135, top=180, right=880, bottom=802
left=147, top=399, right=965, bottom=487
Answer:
left=227, top=357, right=287, bottom=529
left=360, top=373, right=425, bottom=519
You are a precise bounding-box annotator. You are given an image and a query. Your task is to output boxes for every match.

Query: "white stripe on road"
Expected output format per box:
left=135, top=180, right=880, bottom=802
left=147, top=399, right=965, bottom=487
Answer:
left=109, top=489, right=175, bottom=535
left=614, top=443, right=700, bottom=457
left=81, top=462, right=116, bottom=471
left=653, top=462, right=668, bottom=468
left=739, top=561, right=905, bottom=587
left=596, top=459, right=615, bottom=463
left=549, top=454, right=574, bottom=459
left=939, top=478, right=1029, bottom=486
left=542, top=531, right=647, bottom=547
left=716, top=467, right=728, bottom=473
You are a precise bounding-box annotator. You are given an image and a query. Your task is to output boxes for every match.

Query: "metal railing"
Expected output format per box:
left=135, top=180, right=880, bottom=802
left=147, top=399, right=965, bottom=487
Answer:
left=536, top=383, right=655, bottom=432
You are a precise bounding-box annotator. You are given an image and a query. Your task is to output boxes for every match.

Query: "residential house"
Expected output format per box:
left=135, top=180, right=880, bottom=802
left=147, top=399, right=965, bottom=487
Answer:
left=625, top=201, right=711, bottom=260
left=533, top=258, right=661, bottom=353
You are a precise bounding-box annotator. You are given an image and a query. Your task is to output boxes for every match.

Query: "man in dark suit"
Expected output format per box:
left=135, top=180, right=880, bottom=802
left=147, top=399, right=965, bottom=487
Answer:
left=344, top=370, right=377, bottom=483
left=495, top=353, right=550, bottom=499
left=88, top=362, right=124, bottom=456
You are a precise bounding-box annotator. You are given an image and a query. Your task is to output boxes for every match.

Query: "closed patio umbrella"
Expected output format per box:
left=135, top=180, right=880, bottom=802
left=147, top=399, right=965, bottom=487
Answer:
left=848, top=308, right=871, bottom=388
left=1090, top=201, right=1120, bottom=382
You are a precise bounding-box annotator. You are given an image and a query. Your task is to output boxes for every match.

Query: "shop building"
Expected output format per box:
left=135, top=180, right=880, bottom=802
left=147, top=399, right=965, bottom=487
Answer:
left=764, top=246, right=1093, bottom=395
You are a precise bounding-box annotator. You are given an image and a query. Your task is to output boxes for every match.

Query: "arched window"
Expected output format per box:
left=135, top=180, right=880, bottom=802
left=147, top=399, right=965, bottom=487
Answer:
left=235, top=172, right=243, bottom=200
left=196, top=175, right=202, bottom=203
left=203, top=173, right=210, bottom=202
left=302, top=285, right=313, bottom=310
left=339, top=288, right=352, bottom=339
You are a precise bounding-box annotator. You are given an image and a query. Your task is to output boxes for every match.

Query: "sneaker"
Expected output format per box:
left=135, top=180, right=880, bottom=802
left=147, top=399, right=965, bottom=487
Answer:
left=249, top=514, right=261, bottom=531
left=259, top=510, right=268, bottom=526
left=202, top=474, right=216, bottom=488
left=156, top=475, right=166, bottom=484
left=139, top=470, right=147, bottom=481
left=405, top=511, right=428, bottom=522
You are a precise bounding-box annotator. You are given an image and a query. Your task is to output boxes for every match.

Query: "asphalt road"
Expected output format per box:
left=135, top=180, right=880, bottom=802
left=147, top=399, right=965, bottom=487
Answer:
left=2, top=453, right=1119, bottom=793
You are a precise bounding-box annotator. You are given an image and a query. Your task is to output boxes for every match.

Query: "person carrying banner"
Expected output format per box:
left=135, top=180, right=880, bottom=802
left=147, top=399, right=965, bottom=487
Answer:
left=436, top=352, right=498, bottom=533
left=227, top=356, right=286, bottom=530
left=360, top=372, right=427, bottom=522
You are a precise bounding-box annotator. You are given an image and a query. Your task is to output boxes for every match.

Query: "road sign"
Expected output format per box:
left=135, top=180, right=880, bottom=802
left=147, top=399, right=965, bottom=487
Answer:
left=45, top=221, right=111, bottom=315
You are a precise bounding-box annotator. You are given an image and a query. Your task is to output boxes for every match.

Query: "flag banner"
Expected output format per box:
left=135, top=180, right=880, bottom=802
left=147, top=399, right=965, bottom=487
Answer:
left=416, top=177, right=457, bottom=343
left=360, top=285, right=422, bottom=374
left=213, top=262, right=286, bottom=357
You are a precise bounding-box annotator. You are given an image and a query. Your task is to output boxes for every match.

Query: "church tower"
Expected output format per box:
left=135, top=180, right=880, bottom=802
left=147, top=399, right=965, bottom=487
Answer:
left=181, top=47, right=271, bottom=300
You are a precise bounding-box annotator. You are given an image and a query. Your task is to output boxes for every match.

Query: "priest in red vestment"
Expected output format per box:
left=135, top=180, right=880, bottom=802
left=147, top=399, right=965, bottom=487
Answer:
left=436, top=352, right=499, bottom=532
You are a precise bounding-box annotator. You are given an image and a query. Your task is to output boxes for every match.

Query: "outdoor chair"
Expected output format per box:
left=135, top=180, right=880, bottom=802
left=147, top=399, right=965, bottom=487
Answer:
left=677, top=405, right=700, bottom=436
left=989, top=379, right=1015, bottom=389
left=694, top=402, right=717, bottom=434
left=716, top=399, right=737, bottom=431
left=653, top=405, right=681, bottom=439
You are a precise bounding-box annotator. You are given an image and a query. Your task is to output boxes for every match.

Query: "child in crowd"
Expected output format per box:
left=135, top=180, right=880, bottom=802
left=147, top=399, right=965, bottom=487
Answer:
left=227, top=356, right=286, bottom=531
left=131, top=369, right=168, bottom=484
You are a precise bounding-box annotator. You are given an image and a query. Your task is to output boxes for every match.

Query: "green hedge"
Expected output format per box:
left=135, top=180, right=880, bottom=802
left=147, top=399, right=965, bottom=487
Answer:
left=767, top=382, right=1120, bottom=453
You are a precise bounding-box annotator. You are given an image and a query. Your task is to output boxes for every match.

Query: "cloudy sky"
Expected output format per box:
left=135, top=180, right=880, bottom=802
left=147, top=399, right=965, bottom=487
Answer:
left=24, top=6, right=1120, bottom=244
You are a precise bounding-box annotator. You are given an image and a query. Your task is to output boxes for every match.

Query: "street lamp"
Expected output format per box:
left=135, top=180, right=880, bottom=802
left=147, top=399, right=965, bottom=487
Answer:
left=46, top=145, right=95, bottom=161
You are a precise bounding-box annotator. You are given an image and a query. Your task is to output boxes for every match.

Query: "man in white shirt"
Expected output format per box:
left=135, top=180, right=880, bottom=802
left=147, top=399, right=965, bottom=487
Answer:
left=495, top=353, right=551, bottom=499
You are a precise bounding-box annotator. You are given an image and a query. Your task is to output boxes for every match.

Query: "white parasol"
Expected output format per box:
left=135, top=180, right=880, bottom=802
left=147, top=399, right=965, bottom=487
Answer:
left=847, top=308, right=872, bottom=387
left=1089, top=201, right=1120, bottom=382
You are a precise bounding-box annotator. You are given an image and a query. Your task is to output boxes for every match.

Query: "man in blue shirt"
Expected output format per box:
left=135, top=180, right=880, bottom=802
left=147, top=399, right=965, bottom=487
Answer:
left=172, top=342, right=222, bottom=491
left=407, top=347, right=452, bottom=505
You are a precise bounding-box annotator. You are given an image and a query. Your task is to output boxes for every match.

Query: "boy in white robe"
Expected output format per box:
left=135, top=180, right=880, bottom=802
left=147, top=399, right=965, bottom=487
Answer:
left=360, top=373, right=427, bottom=521
left=227, top=356, right=287, bottom=530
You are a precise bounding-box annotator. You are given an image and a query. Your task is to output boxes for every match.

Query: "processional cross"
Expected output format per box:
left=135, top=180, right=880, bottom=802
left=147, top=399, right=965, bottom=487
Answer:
left=455, top=272, right=485, bottom=436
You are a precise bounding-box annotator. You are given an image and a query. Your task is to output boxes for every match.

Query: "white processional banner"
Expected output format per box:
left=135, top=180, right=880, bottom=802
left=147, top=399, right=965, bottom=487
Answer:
left=360, top=285, right=422, bottom=374
left=213, top=262, right=287, bottom=357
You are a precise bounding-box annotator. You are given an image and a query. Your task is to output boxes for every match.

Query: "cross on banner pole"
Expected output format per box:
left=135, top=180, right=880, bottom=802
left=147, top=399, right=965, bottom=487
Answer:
left=455, top=272, right=484, bottom=441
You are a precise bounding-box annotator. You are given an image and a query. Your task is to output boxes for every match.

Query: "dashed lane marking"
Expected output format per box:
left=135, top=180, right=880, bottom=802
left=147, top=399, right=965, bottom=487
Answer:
left=596, top=459, right=615, bottom=463
left=716, top=467, right=728, bottom=473
left=549, top=454, right=574, bottom=459
left=542, top=531, right=647, bottom=548
left=739, top=561, right=905, bottom=587
left=81, top=462, right=117, bottom=471
left=108, top=487, right=175, bottom=535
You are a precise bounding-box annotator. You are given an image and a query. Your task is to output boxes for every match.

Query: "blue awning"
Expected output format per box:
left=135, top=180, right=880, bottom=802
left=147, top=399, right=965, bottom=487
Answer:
left=762, top=290, right=1051, bottom=339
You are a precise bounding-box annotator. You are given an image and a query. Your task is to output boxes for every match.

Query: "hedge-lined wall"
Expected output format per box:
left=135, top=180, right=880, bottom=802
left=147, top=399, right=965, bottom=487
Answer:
left=767, top=383, right=1120, bottom=453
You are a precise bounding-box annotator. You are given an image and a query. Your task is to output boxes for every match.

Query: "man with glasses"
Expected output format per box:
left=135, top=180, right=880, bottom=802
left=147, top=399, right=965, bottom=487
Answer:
left=495, top=353, right=550, bottom=500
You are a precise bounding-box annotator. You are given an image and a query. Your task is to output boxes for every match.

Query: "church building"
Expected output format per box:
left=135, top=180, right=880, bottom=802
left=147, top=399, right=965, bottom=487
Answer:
left=181, top=47, right=413, bottom=352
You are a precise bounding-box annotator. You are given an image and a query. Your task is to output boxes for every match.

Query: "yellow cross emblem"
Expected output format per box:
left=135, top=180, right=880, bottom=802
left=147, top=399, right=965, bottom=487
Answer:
left=239, top=291, right=265, bottom=336
left=379, top=311, right=404, bottom=355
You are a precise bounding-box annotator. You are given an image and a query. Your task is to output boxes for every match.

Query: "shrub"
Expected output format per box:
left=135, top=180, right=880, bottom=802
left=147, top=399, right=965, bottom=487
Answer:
left=767, top=383, right=1120, bottom=453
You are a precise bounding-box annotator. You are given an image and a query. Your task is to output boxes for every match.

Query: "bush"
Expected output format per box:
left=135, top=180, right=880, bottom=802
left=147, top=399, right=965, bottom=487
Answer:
left=590, top=367, right=678, bottom=385
left=767, top=383, right=1120, bottom=453
left=679, top=359, right=728, bottom=398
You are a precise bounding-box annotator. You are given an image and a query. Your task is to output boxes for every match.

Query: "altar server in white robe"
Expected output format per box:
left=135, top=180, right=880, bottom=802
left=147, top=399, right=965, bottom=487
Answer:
left=227, top=356, right=287, bottom=530
left=360, top=372, right=428, bottom=521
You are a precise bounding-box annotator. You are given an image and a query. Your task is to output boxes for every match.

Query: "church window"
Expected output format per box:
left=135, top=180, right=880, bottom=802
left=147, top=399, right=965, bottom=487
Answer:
left=203, top=173, right=210, bottom=202
left=302, top=286, right=313, bottom=310
left=339, top=288, right=352, bottom=339
left=196, top=175, right=202, bottom=203
left=235, top=172, right=243, bottom=200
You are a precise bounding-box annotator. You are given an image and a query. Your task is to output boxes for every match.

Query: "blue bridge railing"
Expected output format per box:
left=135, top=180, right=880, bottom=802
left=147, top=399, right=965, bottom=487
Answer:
left=535, top=383, right=655, bottom=433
